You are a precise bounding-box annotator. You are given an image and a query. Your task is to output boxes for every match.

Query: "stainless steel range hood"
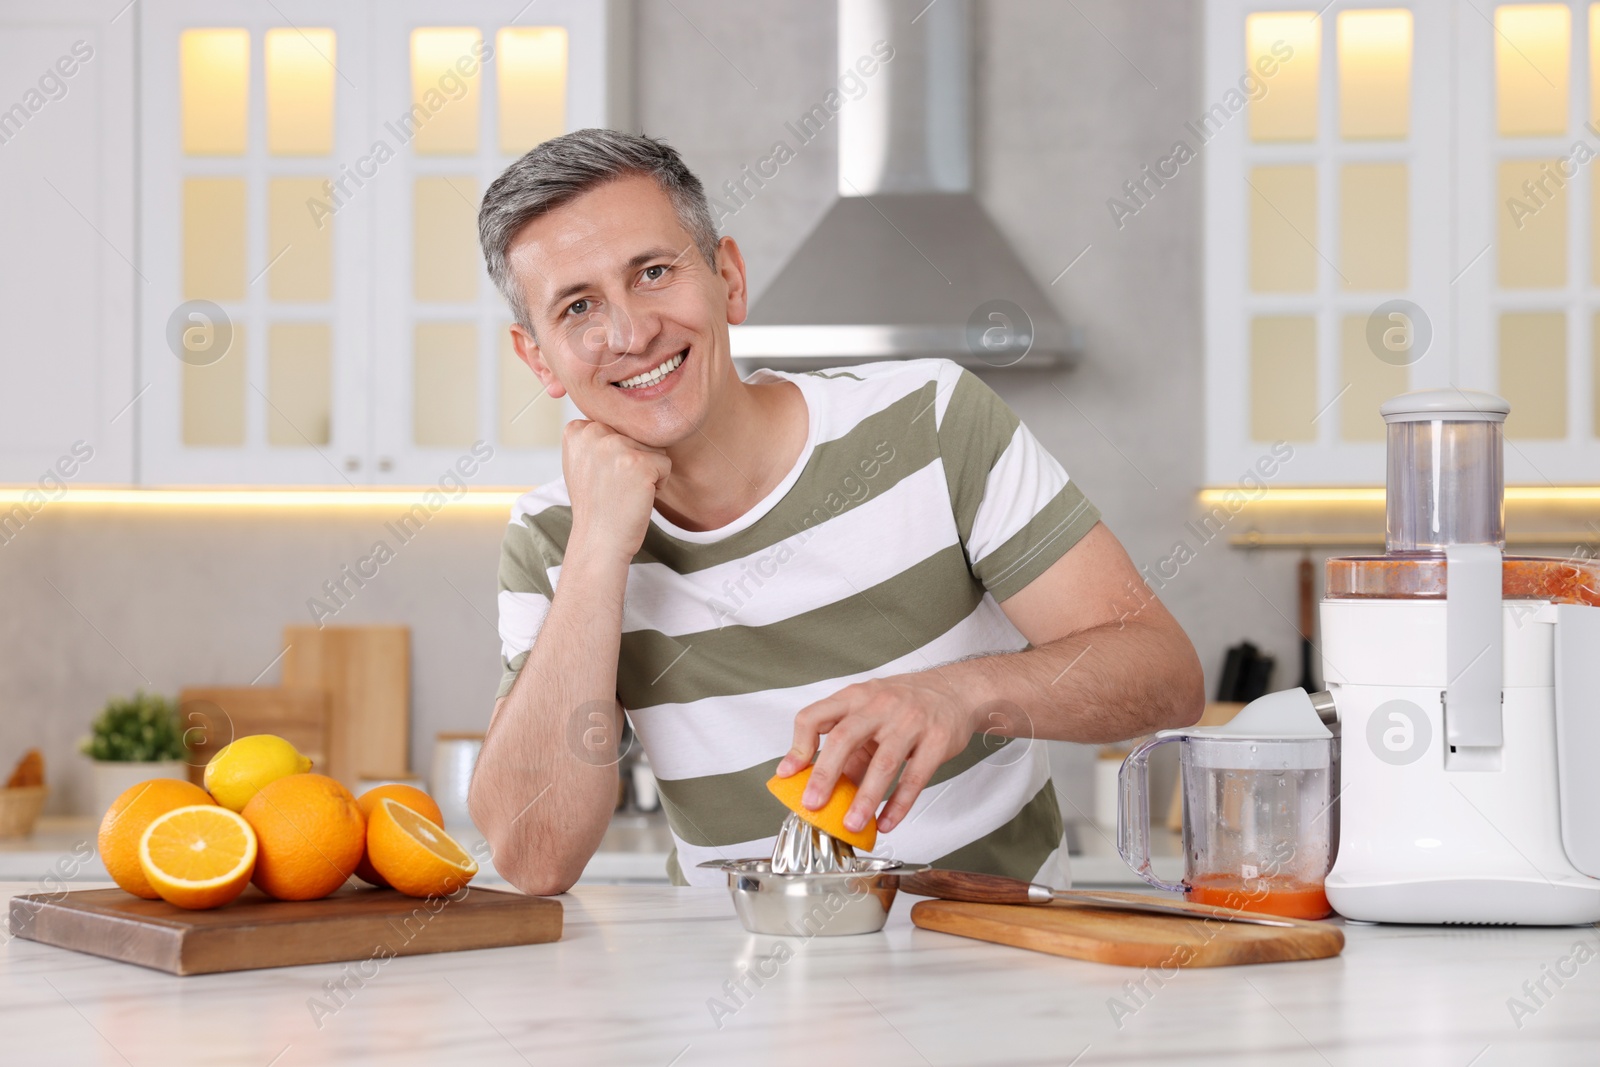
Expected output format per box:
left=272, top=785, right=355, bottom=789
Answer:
left=730, top=0, right=1078, bottom=371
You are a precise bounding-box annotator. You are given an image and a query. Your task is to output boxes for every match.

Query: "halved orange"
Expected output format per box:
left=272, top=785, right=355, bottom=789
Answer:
left=766, top=764, right=877, bottom=851
left=138, top=805, right=257, bottom=910
left=365, top=798, right=478, bottom=898
left=353, top=784, right=445, bottom=888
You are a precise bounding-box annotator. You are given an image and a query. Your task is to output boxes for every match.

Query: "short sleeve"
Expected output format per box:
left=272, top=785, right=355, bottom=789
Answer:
left=935, top=365, right=1101, bottom=601
left=495, top=511, right=564, bottom=699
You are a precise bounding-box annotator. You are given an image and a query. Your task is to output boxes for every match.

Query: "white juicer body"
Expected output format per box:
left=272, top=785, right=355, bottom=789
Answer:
left=1323, top=594, right=1600, bottom=924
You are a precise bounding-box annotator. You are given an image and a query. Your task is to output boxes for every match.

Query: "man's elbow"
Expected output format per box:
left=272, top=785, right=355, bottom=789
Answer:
left=1159, top=633, right=1206, bottom=731
left=496, top=849, right=582, bottom=897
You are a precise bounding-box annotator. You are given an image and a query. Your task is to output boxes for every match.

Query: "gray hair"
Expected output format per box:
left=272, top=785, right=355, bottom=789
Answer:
left=478, top=128, right=720, bottom=331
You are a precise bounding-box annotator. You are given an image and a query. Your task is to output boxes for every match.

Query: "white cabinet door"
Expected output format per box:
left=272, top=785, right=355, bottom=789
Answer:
left=1204, top=1, right=1453, bottom=486
left=367, top=0, right=624, bottom=489
left=0, top=1, right=135, bottom=487
left=138, top=0, right=373, bottom=485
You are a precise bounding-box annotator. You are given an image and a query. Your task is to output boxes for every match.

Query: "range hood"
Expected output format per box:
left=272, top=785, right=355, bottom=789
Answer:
left=730, top=0, right=1079, bottom=371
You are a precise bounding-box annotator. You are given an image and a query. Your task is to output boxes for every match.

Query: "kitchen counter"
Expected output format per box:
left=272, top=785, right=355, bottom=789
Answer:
left=4, top=881, right=1597, bottom=1065
left=0, top=815, right=1181, bottom=888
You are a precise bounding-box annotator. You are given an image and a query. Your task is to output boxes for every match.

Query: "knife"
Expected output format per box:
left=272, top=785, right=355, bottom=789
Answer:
left=897, top=868, right=1305, bottom=928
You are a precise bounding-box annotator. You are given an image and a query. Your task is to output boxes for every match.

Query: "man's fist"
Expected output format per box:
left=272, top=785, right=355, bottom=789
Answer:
left=562, top=420, right=671, bottom=561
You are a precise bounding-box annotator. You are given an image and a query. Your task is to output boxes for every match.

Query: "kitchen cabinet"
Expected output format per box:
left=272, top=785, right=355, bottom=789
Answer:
left=0, top=1, right=136, bottom=486
left=1205, top=0, right=1600, bottom=486
left=136, top=0, right=630, bottom=486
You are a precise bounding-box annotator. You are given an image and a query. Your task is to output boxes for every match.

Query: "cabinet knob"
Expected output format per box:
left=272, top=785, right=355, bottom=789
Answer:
left=344, top=456, right=361, bottom=471
left=378, top=457, right=394, bottom=472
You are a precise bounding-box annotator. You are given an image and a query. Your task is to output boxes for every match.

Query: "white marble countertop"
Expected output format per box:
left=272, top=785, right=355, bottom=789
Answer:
left=0, top=815, right=1180, bottom=888
left=4, top=880, right=1598, bottom=1066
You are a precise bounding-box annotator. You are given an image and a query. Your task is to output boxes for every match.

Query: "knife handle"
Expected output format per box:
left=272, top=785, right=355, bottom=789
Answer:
left=898, top=868, right=1045, bottom=905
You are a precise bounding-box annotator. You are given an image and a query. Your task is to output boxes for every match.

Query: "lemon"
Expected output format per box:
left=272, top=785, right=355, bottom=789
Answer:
left=204, top=734, right=313, bottom=812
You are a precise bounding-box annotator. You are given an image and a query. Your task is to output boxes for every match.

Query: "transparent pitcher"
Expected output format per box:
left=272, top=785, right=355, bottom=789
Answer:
left=1117, top=691, right=1338, bottom=920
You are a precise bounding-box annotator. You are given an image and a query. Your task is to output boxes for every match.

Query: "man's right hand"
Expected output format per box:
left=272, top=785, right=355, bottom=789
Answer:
left=562, top=419, right=671, bottom=561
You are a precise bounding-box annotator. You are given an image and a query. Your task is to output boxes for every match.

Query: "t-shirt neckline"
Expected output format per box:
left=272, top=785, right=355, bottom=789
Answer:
left=647, top=369, right=819, bottom=545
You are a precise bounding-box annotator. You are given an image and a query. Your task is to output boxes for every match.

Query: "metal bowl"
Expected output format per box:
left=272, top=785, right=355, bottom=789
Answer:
left=697, top=858, right=930, bottom=936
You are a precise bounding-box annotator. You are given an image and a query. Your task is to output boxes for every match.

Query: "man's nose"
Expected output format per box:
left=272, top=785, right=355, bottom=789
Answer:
left=579, top=294, right=657, bottom=364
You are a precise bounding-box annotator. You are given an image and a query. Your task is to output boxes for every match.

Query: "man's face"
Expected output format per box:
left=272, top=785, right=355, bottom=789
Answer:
left=505, top=175, right=747, bottom=448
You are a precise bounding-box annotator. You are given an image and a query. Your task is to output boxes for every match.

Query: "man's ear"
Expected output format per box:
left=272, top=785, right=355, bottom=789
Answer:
left=716, top=236, right=750, bottom=327
left=510, top=323, right=567, bottom=399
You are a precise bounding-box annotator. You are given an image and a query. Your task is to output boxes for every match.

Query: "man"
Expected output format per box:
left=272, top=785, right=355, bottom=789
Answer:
left=469, top=129, right=1203, bottom=893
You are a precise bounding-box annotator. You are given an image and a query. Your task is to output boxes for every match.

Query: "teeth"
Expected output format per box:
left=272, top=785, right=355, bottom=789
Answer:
left=617, top=352, right=685, bottom=390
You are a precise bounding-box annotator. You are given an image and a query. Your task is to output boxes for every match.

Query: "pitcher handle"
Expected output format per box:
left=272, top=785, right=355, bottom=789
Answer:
left=1117, top=731, right=1188, bottom=895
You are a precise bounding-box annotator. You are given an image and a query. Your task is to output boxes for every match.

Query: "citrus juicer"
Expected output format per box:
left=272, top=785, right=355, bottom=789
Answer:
left=1314, top=389, right=1600, bottom=924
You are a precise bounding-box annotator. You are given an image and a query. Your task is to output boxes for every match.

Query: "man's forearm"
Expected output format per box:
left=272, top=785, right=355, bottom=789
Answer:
left=944, top=617, right=1205, bottom=746
left=469, top=547, right=630, bottom=895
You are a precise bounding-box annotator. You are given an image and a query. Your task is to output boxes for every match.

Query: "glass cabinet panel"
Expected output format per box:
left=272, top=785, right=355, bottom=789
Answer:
left=410, top=28, right=484, bottom=156
left=412, top=176, right=481, bottom=302
left=1247, top=12, right=1320, bottom=141
left=1498, top=159, right=1567, bottom=288
left=1250, top=315, right=1317, bottom=442
left=1339, top=162, right=1408, bottom=290
left=1499, top=312, right=1567, bottom=438
left=268, top=323, right=333, bottom=446
left=498, top=27, right=568, bottom=154
left=183, top=177, right=247, bottom=300
left=267, top=177, right=332, bottom=301
left=183, top=332, right=246, bottom=446
left=1495, top=4, right=1569, bottom=137
left=1340, top=315, right=1407, bottom=441
left=413, top=323, right=479, bottom=446
left=1250, top=165, right=1318, bottom=292
left=265, top=27, right=336, bottom=155
left=1338, top=9, right=1413, bottom=140
left=180, top=28, right=248, bottom=155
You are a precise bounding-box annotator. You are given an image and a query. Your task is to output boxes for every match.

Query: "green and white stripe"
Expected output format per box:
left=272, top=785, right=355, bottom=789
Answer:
left=496, top=359, right=1099, bottom=886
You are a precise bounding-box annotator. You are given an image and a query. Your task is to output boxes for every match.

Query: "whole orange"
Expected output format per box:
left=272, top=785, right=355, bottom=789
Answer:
left=240, top=773, right=365, bottom=901
left=98, top=778, right=216, bottom=898
left=353, top=784, right=444, bottom=887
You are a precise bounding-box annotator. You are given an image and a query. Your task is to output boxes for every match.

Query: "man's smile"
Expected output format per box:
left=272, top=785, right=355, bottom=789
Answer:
left=612, top=347, right=689, bottom=392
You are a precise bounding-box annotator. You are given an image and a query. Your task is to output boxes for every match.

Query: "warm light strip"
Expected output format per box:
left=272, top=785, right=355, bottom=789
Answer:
left=1200, top=486, right=1600, bottom=505
left=0, top=488, right=527, bottom=509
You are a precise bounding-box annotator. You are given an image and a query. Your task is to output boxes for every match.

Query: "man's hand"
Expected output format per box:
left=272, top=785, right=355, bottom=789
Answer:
left=775, top=674, right=978, bottom=835
left=562, top=419, right=671, bottom=561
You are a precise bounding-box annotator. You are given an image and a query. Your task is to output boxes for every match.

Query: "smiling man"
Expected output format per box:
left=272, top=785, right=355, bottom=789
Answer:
left=468, top=129, right=1204, bottom=893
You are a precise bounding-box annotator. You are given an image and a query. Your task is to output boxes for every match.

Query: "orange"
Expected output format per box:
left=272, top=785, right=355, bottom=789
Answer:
left=240, top=773, right=365, bottom=901
left=98, top=779, right=217, bottom=899
left=766, top=764, right=877, bottom=851
left=353, top=784, right=444, bottom=888
left=365, top=798, right=478, bottom=898
left=138, top=805, right=257, bottom=910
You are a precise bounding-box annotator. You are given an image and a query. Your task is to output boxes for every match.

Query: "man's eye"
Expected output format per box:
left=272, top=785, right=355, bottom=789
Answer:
left=565, top=299, right=589, bottom=317
left=642, top=264, right=668, bottom=281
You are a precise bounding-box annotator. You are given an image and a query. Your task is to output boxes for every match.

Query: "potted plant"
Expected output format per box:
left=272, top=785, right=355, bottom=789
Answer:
left=80, top=691, right=191, bottom=815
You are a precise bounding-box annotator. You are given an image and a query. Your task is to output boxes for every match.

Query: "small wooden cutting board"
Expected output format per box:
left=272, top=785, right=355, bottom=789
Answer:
left=9, top=885, right=561, bottom=976
left=911, top=894, right=1343, bottom=968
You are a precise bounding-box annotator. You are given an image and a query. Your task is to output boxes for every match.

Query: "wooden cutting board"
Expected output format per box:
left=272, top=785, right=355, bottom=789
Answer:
left=910, top=895, right=1343, bottom=968
left=177, top=687, right=329, bottom=785
left=281, top=625, right=410, bottom=787
left=9, top=885, right=560, bottom=976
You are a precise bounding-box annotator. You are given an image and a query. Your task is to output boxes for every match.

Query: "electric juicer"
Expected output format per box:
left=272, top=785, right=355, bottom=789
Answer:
left=1318, top=389, right=1600, bottom=924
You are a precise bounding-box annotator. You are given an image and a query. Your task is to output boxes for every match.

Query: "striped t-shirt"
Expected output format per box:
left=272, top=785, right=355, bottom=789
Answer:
left=496, top=358, right=1101, bottom=887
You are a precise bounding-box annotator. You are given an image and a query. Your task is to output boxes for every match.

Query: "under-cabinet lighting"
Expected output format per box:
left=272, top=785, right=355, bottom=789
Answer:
left=1199, top=486, right=1600, bottom=506
left=0, top=488, right=527, bottom=510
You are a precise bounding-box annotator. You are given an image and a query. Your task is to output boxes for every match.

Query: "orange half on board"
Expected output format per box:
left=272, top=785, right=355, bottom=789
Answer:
left=766, top=764, right=877, bottom=851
